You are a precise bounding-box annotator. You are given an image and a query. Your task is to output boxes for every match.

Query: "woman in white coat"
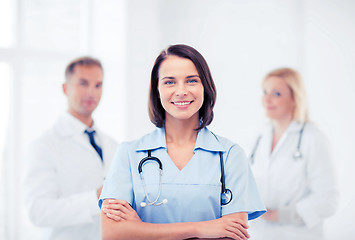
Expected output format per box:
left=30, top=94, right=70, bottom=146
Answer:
left=249, top=68, right=339, bottom=240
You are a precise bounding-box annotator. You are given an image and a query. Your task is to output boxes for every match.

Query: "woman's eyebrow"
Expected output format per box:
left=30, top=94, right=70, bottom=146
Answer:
left=186, top=75, right=200, bottom=78
left=160, top=76, right=175, bottom=80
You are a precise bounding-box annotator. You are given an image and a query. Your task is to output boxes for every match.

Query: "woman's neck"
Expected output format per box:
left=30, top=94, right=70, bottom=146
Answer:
left=272, top=118, right=293, bottom=138
left=164, top=118, right=199, bottom=145
left=270, top=115, right=294, bottom=151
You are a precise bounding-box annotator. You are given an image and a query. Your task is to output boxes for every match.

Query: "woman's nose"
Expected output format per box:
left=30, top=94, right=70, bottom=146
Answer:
left=175, top=83, right=187, bottom=96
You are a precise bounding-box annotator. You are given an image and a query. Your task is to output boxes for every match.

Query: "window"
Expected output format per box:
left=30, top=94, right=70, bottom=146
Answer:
left=0, top=63, right=11, bottom=240
left=0, top=63, right=10, bottom=174
left=0, top=0, right=15, bottom=48
left=1, top=0, right=126, bottom=238
left=1, top=0, right=92, bottom=239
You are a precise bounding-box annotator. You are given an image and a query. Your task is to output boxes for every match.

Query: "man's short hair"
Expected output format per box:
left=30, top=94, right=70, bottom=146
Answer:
left=65, top=56, right=103, bottom=81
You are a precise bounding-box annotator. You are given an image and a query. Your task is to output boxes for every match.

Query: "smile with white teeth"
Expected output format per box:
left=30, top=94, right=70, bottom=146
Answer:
left=173, top=101, right=192, bottom=106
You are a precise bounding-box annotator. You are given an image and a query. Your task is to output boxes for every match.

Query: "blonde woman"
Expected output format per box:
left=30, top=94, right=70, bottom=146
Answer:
left=249, top=68, right=339, bottom=240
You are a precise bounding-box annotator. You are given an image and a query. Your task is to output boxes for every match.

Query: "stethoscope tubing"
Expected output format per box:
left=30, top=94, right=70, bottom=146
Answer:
left=138, top=150, right=164, bottom=207
left=138, top=150, right=162, bottom=173
left=250, top=122, right=306, bottom=164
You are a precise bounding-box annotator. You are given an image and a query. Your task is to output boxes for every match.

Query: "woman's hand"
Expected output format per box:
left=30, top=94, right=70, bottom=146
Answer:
left=195, top=213, right=249, bottom=240
left=262, top=209, right=278, bottom=222
left=101, top=199, right=141, bottom=222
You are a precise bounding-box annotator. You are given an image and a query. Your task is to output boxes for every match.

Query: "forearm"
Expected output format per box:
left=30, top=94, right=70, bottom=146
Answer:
left=101, top=199, right=249, bottom=240
left=101, top=213, right=197, bottom=240
left=101, top=206, right=249, bottom=240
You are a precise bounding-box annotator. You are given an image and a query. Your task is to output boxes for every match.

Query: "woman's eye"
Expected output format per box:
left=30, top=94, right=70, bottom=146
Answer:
left=263, top=90, right=267, bottom=95
left=164, top=80, right=174, bottom=85
left=187, top=79, right=198, bottom=83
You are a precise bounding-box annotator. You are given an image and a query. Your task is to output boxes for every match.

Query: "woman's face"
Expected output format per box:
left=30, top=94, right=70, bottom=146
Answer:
left=157, top=55, right=204, bottom=124
left=262, top=76, right=295, bottom=122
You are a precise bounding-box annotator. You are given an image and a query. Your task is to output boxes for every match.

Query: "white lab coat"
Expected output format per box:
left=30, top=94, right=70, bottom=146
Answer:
left=249, top=121, right=339, bottom=240
left=24, top=112, right=118, bottom=240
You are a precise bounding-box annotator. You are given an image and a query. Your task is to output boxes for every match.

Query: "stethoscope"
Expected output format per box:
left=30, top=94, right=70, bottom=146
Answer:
left=138, top=149, right=232, bottom=207
left=250, top=122, right=306, bottom=164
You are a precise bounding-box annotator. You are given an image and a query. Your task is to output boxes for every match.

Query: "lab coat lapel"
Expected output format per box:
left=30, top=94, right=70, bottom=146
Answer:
left=73, top=134, right=94, bottom=152
left=270, top=133, right=287, bottom=159
left=262, top=124, right=273, bottom=158
left=54, top=113, right=95, bottom=153
left=270, top=121, right=302, bottom=159
left=98, top=130, right=115, bottom=169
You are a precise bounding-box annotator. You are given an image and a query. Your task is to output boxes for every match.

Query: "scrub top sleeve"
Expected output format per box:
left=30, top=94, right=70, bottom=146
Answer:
left=99, top=142, right=133, bottom=208
left=221, top=145, right=266, bottom=220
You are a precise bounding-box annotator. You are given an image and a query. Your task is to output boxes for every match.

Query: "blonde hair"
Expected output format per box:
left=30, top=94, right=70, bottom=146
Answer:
left=263, top=67, right=309, bottom=123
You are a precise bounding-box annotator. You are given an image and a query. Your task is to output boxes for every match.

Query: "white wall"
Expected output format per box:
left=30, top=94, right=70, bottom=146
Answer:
left=123, top=0, right=163, bottom=140
left=303, top=1, right=355, bottom=238
left=91, top=0, right=127, bottom=142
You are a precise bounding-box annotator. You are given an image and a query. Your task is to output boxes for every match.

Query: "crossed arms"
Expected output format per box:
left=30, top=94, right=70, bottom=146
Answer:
left=101, top=199, right=250, bottom=240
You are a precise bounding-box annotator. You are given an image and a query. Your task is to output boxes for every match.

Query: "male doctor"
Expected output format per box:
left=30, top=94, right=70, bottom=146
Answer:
left=24, top=57, right=118, bottom=240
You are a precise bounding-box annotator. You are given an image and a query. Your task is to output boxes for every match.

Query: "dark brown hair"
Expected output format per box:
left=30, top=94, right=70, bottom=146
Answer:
left=65, top=56, right=103, bottom=81
left=148, top=44, right=216, bottom=130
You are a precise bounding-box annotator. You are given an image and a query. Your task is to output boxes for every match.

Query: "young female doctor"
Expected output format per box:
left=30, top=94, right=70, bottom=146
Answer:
left=99, top=44, right=265, bottom=240
left=249, top=68, right=339, bottom=240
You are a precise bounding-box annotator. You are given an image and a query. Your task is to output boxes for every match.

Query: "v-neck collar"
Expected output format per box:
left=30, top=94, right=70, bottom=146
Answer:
left=136, top=127, right=225, bottom=152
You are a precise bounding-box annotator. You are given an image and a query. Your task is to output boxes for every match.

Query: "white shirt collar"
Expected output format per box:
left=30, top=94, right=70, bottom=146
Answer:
left=56, top=112, right=98, bottom=137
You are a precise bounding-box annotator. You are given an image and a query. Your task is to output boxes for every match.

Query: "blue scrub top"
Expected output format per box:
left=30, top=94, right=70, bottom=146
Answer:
left=99, top=127, right=265, bottom=223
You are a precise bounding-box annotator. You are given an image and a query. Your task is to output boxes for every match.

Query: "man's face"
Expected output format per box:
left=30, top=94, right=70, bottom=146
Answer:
left=63, top=65, right=103, bottom=119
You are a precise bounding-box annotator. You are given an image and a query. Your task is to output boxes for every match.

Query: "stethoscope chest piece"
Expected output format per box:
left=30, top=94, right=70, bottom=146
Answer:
left=221, top=188, right=232, bottom=205
left=293, top=150, right=302, bottom=160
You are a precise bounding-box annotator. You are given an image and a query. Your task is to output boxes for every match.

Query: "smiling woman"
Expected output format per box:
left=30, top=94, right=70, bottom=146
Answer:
left=157, top=56, right=204, bottom=128
left=98, top=44, right=266, bottom=240
left=148, top=45, right=216, bottom=132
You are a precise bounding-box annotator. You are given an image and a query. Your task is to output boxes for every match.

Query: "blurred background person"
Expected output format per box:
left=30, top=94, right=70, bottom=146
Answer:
left=23, top=57, right=118, bottom=240
left=248, top=68, right=339, bottom=240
